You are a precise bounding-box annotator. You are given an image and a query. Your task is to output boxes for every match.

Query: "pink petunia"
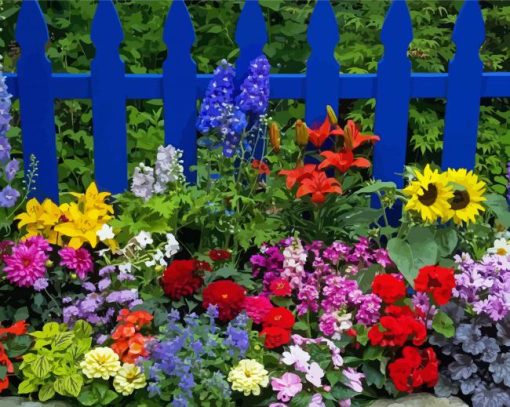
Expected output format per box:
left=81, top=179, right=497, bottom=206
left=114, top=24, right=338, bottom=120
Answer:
left=59, top=247, right=94, bottom=279
left=271, top=372, right=302, bottom=402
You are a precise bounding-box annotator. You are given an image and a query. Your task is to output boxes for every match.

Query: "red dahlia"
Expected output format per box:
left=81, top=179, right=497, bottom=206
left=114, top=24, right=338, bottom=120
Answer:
left=208, top=249, right=232, bottom=262
left=270, top=278, right=292, bottom=296
left=202, top=280, right=246, bottom=322
left=414, top=265, right=455, bottom=306
left=372, top=274, right=406, bottom=304
left=388, top=346, right=438, bottom=393
left=161, top=260, right=204, bottom=300
left=260, top=326, right=291, bottom=349
left=262, top=307, right=295, bottom=330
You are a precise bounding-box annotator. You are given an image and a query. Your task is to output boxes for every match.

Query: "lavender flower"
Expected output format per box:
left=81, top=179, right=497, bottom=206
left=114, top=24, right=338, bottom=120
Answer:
left=4, top=159, right=18, bottom=182
left=33, top=277, right=49, bottom=292
left=131, top=163, right=155, bottom=201
left=0, top=185, right=20, bottom=208
left=154, top=145, right=184, bottom=192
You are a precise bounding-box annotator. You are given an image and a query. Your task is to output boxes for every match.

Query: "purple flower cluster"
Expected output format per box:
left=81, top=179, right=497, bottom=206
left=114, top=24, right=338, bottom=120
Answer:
left=0, top=69, right=20, bottom=208
left=250, top=237, right=387, bottom=338
left=196, top=56, right=270, bottom=157
left=454, top=251, right=510, bottom=322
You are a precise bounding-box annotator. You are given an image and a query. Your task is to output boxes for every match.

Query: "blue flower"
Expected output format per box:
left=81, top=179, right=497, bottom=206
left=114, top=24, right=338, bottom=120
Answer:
left=235, top=55, right=270, bottom=115
left=0, top=185, right=20, bottom=208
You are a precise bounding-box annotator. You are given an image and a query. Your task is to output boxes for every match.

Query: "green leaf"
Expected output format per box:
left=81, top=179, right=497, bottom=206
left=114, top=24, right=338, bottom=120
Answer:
left=39, top=383, right=56, bottom=402
left=326, top=370, right=341, bottom=387
left=486, top=193, right=510, bottom=227
left=32, top=355, right=52, bottom=379
left=355, top=264, right=378, bottom=292
left=435, top=228, right=458, bottom=257
left=14, top=306, right=29, bottom=321
left=64, top=373, right=84, bottom=397
left=290, top=392, right=312, bottom=407
left=362, top=346, right=385, bottom=361
left=52, top=331, right=75, bottom=351
left=73, top=320, right=93, bottom=339
left=362, top=363, right=385, bottom=388
left=78, top=386, right=99, bottom=406
left=18, top=379, right=38, bottom=394
left=354, top=181, right=397, bottom=194
left=387, top=238, right=414, bottom=283
left=0, top=365, right=7, bottom=379
left=432, top=311, right=455, bottom=338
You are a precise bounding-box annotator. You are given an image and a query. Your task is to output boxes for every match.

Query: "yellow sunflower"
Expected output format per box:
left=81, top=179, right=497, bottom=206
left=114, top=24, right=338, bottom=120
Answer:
left=444, top=168, right=486, bottom=224
left=403, top=164, right=453, bottom=223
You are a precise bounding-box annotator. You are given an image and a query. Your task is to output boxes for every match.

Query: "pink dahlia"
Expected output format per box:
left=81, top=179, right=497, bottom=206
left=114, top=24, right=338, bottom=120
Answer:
left=3, top=236, right=51, bottom=287
left=59, top=247, right=94, bottom=279
left=242, top=295, right=274, bottom=324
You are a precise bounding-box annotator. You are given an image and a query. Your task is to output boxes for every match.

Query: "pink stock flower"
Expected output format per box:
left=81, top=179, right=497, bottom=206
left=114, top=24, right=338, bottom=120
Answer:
left=59, top=247, right=94, bottom=279
left=343, top=367, right=365, bottom=393
left=242, top=295, right=274, bottom=324
left=271, top=372, right=302, bottom=402
left=3, top=236, right=51, bottom=287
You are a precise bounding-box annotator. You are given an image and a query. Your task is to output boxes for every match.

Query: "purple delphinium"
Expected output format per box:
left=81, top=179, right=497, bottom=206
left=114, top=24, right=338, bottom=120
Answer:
left=235, top=55, right=270, bottom=115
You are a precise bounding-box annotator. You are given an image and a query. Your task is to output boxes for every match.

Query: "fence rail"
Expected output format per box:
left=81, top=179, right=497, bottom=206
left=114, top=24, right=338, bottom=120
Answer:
left=4, top=0, right=510, bottom=202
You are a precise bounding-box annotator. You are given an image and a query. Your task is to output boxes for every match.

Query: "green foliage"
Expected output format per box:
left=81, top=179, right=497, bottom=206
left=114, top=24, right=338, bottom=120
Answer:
left=432, top=310, right=455, bottom=338
left=18, top=320, right=91, bottom=399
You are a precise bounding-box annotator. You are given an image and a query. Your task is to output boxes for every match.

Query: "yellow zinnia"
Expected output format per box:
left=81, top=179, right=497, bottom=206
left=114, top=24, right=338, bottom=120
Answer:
left=81, top=347, right=121, bottom=380
left=227, top=359, right=269, bottom=396
left=403, top=164, right=453, bottom=223
left=113, top=363, right=146, bottom=396
left=444, top=168, right=486, bottom=224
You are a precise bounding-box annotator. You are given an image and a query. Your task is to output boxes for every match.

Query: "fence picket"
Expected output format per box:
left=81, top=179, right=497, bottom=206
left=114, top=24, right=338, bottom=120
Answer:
left=373, top=0, right=413, bottom=189
left=163, top=0, right=197, bottom=183
left=90, top=0, right=127, bottom=194
left=305, top=0, right=339, bottom=127
left=15, top=0, right=58, bottom=201
left=442, top=0, right=485, bottom=170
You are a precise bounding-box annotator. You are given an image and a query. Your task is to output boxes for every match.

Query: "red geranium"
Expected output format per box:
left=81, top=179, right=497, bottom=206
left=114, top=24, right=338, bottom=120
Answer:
left=368, top=313, right=426, bottom=347
left=371, top=274, right=406, bottom=304
left=208, top=249, right=232, bottom=262
left=202, top=280, right=246, bottom=322
left=388, top=346, right=438, bottom=393
left=260, top=326, right=291, bottom=349
left=414, top=265, right=455, bottom=306
left=262, top=307, right=295, bottom=330
left=161, top=260, right=204, bottom=300
left=269, top=278, right=292, bottom=297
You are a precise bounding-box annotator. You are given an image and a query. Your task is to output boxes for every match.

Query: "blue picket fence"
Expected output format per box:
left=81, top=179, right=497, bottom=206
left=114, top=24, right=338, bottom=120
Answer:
left=4, top=0, right=510, bottom=202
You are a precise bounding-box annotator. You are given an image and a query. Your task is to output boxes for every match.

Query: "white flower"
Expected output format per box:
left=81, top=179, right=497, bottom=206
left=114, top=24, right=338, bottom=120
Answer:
left=281, top=345, right=311, bottom=371
left=134, top=231, right=153, bottom=249
left=97, top=224, right=115, bottom=241
left=145, top=250, right=167, bottom=268
left=487, top=238, right=510, bottom=257
left=118, top=263, right=132, bottom=274
left=305, top=362, right=324, bottom=388
left=164, top=233, right=180, bottom=258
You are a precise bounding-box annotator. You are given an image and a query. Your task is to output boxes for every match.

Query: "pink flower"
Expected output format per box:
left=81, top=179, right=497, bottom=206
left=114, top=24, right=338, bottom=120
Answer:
left=281, top=345, right=311, bottom=372
left=59, top=247, right=93, bottom=279
left=271, top=373, right=302, bottom=402
left=339, top=399, right=351, bottom=407
left=309, top=393, right=325, bottom=407
left=242, top=295, right=274, bottom=324
left=3, top=236, right=51, bottom=287
left=269, top=404, right=287, bottom=407
left=305, top=362, right=324, bottom=388
left=343, top=367, right=364, bottom=393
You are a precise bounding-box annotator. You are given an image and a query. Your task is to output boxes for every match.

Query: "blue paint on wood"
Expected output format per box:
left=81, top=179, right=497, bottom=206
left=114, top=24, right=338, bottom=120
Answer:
left=305, top=0, right=339, bottom=127
left=373, top=0, right=413, bottom=189
left=442, top=0, right=485, bottom=170
left=91, top=0, right=127, bottom=194
left=163, top=0, right=197, bottom=183
left=16, top=0, right=58, bottom=201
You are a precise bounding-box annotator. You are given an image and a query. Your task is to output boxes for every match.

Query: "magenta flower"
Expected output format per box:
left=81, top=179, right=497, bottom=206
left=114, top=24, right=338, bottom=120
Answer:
left=59, top=247, right=93, bottom=279
left=343, top=367, right=365, bottom=393
left=3, top=236, right=51, bottom=287
left=242, top=295, right=273, bottom=324
left=271, top=373, right=302, bottom=402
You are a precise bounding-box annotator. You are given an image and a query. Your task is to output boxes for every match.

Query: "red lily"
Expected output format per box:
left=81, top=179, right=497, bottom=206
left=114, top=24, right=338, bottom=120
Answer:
left=307, top=116, right=343, bottom=148
left=341, top=120, right=380, bottom=150
left=318, top=150, right=372, bottom=173
left=279, top=164, right=317, bottom=189
left=252, top=159, right=270, bottom=175
left=296, top=170, right=342, bottom=203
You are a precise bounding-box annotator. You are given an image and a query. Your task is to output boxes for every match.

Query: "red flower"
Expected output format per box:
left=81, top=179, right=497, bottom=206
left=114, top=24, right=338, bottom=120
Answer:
left=208, top=249, right=232, bottom=262
left=388, top=346, right=438, bottom=393
left=368, top=314, right=426, bottom=347
left=260, top=326, right=291, bottom=349
left=252, top=159, right=271, bottom=175
left=262, top=307, right=295, bottom=330
left=111, top=332, right=151, bottom=364
left=279, top=164, right=317, bottom=189
left=296, top=170, right=342, bottom=204
left=307, top=116, right=343, bottom=148
left=269, top=278, right=292, bottom=297
left=117, top=309, right=153, bottom=329
left=161, top=260, right=204, bottom=300
left=195, top=260, right=212, bottom=272
left=340, top=120, right=380, bottom=151
left=0, top=320, right=28, bottom=337
left=0, top=343, right=14, bottom=394
left=318, top=150, right=371, bottom=173
left=371, top=274, right=406, bottom=304
left=202, top=280, right=246, bottom=322
left=414, top=265, right=455, bottom=306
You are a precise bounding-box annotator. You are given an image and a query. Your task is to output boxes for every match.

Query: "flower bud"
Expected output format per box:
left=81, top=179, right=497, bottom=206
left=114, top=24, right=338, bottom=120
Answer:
left=343, top=123, right=354, bottom=151
left=70, top=272, right=77, bottom=280
left=326, top=105, right=337, bottom=125
left=45, top=260, right=54, bottom=268
left=155, top=265, right=163, bottom=272
left=294, top=120, right=309, bottom=147
left=269, top=122, right=281, bottom=153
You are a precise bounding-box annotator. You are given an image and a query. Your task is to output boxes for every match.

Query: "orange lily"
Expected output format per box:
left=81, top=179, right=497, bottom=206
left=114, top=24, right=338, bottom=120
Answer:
left=319, top=150, right=372, bottom=173
left=296, top=170, right=342, bottom=203
left=341, top=120, right=380, bottom=150
left=307, top=116, right=343, bottom=148
left=279, top=164, right=317, bottom=189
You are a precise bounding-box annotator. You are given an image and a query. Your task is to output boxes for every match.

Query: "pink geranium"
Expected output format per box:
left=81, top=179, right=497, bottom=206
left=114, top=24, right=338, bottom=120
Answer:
left=271, top=373, right=302, bottom=402
left=59, top=247, right=93, bottom=279
left=242, top=295, right=274, bottom=324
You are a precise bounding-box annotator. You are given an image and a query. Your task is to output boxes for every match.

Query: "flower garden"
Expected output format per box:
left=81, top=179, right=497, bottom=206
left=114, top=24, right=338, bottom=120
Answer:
left=2, top=8, right=510, bottom=406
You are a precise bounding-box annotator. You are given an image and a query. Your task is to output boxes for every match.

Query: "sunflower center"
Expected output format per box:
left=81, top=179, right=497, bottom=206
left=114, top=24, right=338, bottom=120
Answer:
left=450, top=190, right=470, bottom=210
left=418, top=184, right=438, bottom=206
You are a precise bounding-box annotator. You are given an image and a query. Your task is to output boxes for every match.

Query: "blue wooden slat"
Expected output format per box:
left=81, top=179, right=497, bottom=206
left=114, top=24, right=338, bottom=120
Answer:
left=442, top=0, right=485, bottom=170
left=163, top=0, right=197, bottom=183
left=373, top=0, right=413, bottom=189
left=15, top=0, right=58, bottom=201
left=235, top=0, right=268, bottom=84
left=305, top=0, right=339, bottom=127
left=90, top=0, right=127, bottom=194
